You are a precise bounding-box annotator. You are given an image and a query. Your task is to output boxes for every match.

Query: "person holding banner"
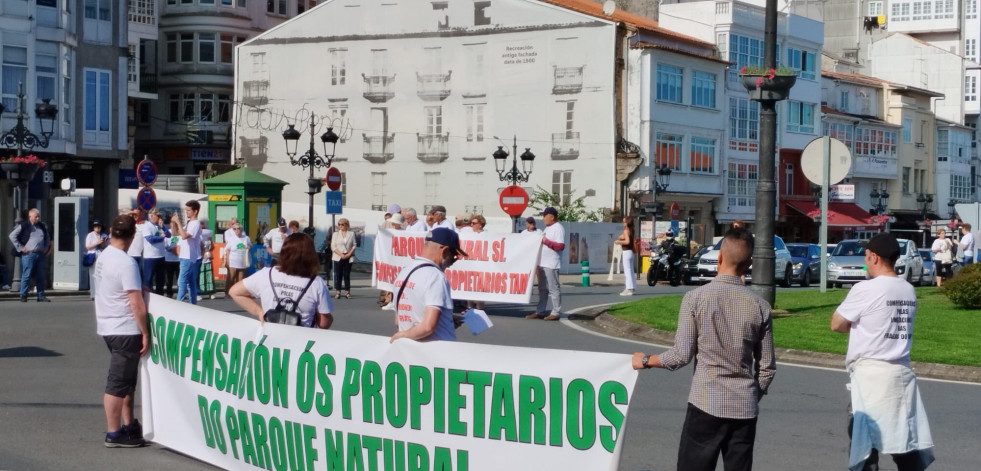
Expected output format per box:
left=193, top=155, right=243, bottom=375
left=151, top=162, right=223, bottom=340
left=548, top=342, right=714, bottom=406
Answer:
left=229, top=233, right=333, bottom=329
left=527, top=207, right=565, bottom=321
left=171, top=200, right=202, bottom=304
left=632, top=227, right=776, bottom=471
left=222, top=222, right=251, bottom=296
left=390, top=227, right=467, bottom=342
left=94, top=214, right=150, bottom=448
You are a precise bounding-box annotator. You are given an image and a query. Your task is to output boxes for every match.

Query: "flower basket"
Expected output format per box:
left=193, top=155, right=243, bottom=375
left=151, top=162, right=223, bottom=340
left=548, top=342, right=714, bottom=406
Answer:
left=740, top=74, right=797, bottom=102
left=0, top=162, right=39, bottom=182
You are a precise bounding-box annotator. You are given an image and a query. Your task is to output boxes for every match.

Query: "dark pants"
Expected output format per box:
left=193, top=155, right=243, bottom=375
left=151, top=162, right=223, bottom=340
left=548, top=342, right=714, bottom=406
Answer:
left=164, top=260, right=180, bottom=297
left=333, top=258, right=351, bottom=292
left=848, top=412, right=927, bottom=471
left=142, top=257, right=165, bottom=295
left=677, top=403, right=758, bottom=471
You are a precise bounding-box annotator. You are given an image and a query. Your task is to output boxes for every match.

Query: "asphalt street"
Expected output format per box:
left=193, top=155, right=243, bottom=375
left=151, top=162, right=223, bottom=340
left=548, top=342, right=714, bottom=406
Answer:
left=1, top=275, right=979, bottom=471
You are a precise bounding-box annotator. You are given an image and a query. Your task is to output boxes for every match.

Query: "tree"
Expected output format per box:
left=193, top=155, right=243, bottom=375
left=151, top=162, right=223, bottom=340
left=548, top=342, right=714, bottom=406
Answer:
left=528, top=186, right=604, bottom=222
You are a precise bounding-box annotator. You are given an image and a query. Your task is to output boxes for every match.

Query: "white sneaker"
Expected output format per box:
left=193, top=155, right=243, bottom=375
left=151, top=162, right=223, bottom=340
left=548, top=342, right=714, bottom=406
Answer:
left=381, top=302, right=395, bottom=311
left=620, top=289, right=634, bottom=296
left=1, top=285, right=9, bottom=290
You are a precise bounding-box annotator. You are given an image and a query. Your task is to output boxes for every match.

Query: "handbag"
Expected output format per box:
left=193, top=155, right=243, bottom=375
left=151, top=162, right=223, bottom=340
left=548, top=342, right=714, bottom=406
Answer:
left=263, top=268, right=316, bottom=326
left=82, top=252, right=97, bottom=267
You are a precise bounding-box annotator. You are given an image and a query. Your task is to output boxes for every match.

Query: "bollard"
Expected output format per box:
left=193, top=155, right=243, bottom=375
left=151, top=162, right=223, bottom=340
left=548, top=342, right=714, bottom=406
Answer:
left=581, top=260, right=590, bottom=287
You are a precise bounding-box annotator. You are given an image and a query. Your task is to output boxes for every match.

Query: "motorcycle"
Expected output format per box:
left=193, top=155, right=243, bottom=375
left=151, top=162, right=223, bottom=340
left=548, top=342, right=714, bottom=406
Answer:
left=647, top=240, right=688, bottom=287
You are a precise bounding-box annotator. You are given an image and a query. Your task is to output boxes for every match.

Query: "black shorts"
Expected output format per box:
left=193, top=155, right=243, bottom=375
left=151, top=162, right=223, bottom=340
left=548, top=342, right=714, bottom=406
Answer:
left=103, top=335, right=143, bottom=397
left=935, top=261, right=953, bottom=278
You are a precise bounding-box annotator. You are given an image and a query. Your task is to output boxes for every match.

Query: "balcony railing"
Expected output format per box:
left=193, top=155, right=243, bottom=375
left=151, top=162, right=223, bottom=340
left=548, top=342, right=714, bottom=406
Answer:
left=139, top=67, right=157, bottom=94
left=553, top=66, right=584, bottom=95
left=362, top=133, right=395, bottom=164
left=362, top=74, right=396, bottom=103
left=417, top=133, right=449, bottom=163
left=242, top=80, right=269, bottom=107
left=416, top=72, right=452, bottom=101
left=551, top=132, right=580, bottom=160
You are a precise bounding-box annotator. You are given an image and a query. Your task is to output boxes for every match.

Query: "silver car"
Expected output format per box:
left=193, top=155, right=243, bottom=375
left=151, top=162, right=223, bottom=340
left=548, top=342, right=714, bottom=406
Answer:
left=827, top=238, right=924, bottom=287
left=696, top=235, right=794, bottom=286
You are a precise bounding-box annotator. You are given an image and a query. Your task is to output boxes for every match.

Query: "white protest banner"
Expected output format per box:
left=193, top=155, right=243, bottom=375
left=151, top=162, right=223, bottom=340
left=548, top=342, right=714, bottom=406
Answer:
left=372, top=229, right=542, bottom=303
left=142, top=295, right=638, bottom=471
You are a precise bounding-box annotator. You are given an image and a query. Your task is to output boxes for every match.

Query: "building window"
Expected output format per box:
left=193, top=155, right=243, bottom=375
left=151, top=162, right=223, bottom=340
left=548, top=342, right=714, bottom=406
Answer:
left=727, top=162, right=758, bottom=207
left=690, top=137, right=716, bottom=174
left=854, top=128, right=897, bottom=156
left=967, top=39, right=977, bottom=61
left=425, top=106, right=442, bottom=134
left=728, top=34, right=763, bottom=81
left=839, top=91, right=849, bottom=111
left=198, top=33, right=216, bottom=63
left=656, top=64, right=683, bottom=104
left=552, top=170, right=572, bottom=206
left=62, top=52, right=72, bottom=124
left=786, top=48, right=816, bottom=80
left=786, top=101, right=815, bottom=133
left=655, top=132, right=683, bottom=171
left=330, top=48, right=346, bottom=86
left=474, top=1, right=491, bottom=26
left=968, top=0, right=978, bottom=19
left=180, top=34, right=194, bottom=63
left=868, top=1, right=883, bottom=15
left=83, top=69, right=111, bottom=134
left=784, top=163, right=794, bottom=195
left=220, top=34, right=245, bottom=64
left=424, top=172, right=440, bottom=207
left=902, top=166, right=911, bottom=194
left=36, top=48, right=58, bottom=104
left=84, top=0, right=110, bottom=20
left=966, top=75, right=977, bottom=102
left=218, top=95, right=230, bottom=122
left=267, top=0, right=286, bottom=15
left=729, top=97, right=759, bottom=148
left=891, top=2, right=910, bottom=21
left=903, top=117, right=913, bottom=142
left=465, top=103, right=484, bottom=142
left=2, top=46, right=28, bottom=112
left=564, top=101, right=575, bottom=133
left=371, top=172, right=387, bottom=210
left=952, top=174, right=972, bottom=200
left=824, top=121, right=854, bottom=148
left=691, top=71, right=716, bottom=109
left=464, top=172, right=484, bottom=215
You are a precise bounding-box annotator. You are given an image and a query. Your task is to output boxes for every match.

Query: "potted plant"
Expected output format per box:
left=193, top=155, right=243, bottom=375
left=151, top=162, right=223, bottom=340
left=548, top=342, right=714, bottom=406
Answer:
left=0, top=154, right=46, bottom=182
left=739, top=65, right=797, bottom=102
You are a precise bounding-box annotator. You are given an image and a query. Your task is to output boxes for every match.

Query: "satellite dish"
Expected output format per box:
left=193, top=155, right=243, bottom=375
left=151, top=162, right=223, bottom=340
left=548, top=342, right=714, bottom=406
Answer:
left=602, top=0, right=616, bottom=16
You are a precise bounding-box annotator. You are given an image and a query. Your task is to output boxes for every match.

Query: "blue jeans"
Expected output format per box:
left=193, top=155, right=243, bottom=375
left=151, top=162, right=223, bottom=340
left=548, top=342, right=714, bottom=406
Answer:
left=20, top=252, right=46, bottom=299
left=142, top=257, right=165, bottom=295
left=176, top=259, right=201, bottom=304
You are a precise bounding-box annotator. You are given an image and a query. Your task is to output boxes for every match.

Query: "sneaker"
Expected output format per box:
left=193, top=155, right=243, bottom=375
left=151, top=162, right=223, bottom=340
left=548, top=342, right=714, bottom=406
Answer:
left=105, top=431, right=145, bottom=448
left=37, top=297, right=51, bottom=302
left=620, top=289, right=634, bottom=296
left=1, top=284, right=9, bottom=290
left=381, top=302, right=395, bottom=311
left=525, top=312, right=543, bottom=319
left=543, top=314, right=561, bottom=321
left=122, top=419, right=143, bottom=441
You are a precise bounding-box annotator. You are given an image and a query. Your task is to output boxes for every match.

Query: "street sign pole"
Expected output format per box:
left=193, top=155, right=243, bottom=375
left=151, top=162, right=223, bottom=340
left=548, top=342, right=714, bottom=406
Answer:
left=820, top=136, right=830, bottom=293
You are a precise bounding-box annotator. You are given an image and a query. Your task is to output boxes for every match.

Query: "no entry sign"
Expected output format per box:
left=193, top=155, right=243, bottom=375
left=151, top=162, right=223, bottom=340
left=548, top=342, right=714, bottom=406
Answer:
left=325, top=166, right=342, bottom=191
left=499, top=185, right=529, bottom=216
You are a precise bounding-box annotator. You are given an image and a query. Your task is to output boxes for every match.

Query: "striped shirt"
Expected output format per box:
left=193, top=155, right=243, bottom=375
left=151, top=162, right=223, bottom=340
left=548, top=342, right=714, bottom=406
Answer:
left=659, top=274, right=776, bottom=419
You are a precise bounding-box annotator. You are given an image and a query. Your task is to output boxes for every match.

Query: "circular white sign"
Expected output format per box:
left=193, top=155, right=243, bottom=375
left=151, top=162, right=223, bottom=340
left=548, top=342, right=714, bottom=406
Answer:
left=800, top=137, right=851, bottom=186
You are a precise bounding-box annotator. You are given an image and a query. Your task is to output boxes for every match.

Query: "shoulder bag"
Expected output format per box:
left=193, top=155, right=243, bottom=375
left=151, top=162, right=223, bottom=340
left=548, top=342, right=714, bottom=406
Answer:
left=394, top=262, right=440, bottom=311
left=263, top=268, right=317, bottom=326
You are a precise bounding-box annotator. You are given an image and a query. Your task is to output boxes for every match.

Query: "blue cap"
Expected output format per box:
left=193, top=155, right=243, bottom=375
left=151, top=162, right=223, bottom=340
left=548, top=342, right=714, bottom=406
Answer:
left=426, top=227, right=468, bottom=257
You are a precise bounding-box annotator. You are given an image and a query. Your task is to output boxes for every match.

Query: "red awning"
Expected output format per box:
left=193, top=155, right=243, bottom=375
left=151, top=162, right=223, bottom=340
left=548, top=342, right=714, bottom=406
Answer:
left=785, top=200, right=886, bottom=230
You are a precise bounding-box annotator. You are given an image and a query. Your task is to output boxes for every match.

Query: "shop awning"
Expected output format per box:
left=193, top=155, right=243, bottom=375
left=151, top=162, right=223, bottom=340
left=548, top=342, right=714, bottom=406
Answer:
left=785, top=200, right=886, bottom=230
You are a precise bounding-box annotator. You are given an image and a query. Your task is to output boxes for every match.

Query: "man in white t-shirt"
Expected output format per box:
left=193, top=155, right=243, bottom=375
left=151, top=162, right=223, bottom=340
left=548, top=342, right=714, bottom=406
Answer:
left=264, top=217, right=289, bottom=264
left=141, top=208, right=170, bottom=295
left=831, top=233, right=934, bottom=471
left=527, top=207, right=565, bottom=321
left=126, top=209, right=145, bottom=275
left=171, top=200, right=202, bottom=304
left=427, top=205, right=455, bottom=231
left=93, top=214, right=149, bottom=448
left=390, top=227, right=467, bottom=342
left=403, top=208, right=428, bottom=232
left=959, top=223, right=975, bottom=264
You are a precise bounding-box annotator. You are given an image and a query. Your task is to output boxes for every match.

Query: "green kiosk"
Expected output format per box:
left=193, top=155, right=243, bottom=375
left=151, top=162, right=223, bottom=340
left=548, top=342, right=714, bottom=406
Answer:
left=202, top=168, right=287, bottom=278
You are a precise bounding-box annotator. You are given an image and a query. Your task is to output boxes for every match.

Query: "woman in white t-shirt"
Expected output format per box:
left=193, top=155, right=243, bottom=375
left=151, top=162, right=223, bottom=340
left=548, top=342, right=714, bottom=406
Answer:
left=931, top=228, right=954, bottom=286
left=221, top=222, right=252, bottom=296
left=330, top=218, right=357, bottom=299
left=85, top=219, right=108, bottom=299
left=229, top=233, right=333, bottom=329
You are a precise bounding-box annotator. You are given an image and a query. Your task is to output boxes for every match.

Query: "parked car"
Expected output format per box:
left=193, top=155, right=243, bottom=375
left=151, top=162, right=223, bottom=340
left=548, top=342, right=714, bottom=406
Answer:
left=918, top=248, right=934, bottom=284
left=827, top=238, right=924, bottom=287
left=696, top=235, right=794, bottom=286
left=787, top=243, right=822, bottom=287
left=682, top=246, right=711, bottom=285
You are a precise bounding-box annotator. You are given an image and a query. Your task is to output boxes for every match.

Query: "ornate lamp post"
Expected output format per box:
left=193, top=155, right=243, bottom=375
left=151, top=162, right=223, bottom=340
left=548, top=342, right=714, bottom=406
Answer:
left=654, top=163, right=672, bottom=193
left=281, top=114, right=339, bottom=236
left=870, top=188, right=889, bottom=215
left=917, top=193, right=933, bottom=247
left=1, top=81, right=58, bottom=292
left=492, top=136, right=535, bottom=185
left=948, top=199, right=958, bottom=220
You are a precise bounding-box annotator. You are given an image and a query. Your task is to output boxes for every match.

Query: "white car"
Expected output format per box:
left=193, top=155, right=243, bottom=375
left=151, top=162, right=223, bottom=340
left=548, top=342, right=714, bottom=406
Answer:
left=695, top=235, right=794, bottom=286
left=827, top=238, right=924, bottom=287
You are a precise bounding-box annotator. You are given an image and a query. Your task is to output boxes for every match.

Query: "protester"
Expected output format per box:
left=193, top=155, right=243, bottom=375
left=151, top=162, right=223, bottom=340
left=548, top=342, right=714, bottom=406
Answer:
left=229, top=233, right=333, bottom=329
left=93, top=214, right=149, bottom=448
left=931, top=228, right=953, bottom=287
left=425, top=212, right=436, bottom=230
left=222, top=222, right=251, bottom=297
left=614, top=216, right=636, bottom=296
left=222, top=217, right=238, bottom=245
left=264, top=217, right=289, bottom=265
left=959, top=223, right=974, bottom=264
left=162, top=222, right=180, bottom=299
left=288, top=220, right=300, bottom=235
left=378, top=215, right=405, bottom=310
left=198, top=228, right=215, bottom=299
left=387, top=203, right=402, bottom=218
left=8, top=208, right=52, bottom=302
left=85, top=219, right=108, bottom=300
left=465, top=215, right=487, bottom=310
left=403, top=208, right=427, bottom=231
left=170, top=200, right=202, bottom=304
left=632, top=227, right=776, bottom=471
left=126, top=209, right=145, bottom=272
left=141, top=208, right=169, bottom=295
left=390, top=227, right=466, bottom=342
left=428, top=205, right=455, bottom=230
left=526, top=207, right=564, bottom=321
left=830, top=232, right=934, bottom=470
left=523, top=216, right=541, bottom=234
left=330, top=218, right=356, bottom=300
left=455, top=213, right=472, bottom=233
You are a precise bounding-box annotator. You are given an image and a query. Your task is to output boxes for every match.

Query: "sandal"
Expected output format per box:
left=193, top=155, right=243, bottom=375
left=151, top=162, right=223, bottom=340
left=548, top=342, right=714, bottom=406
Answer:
left=344, top=292, right=352, bottom=299
left=333, top=292, right=340, bottom=299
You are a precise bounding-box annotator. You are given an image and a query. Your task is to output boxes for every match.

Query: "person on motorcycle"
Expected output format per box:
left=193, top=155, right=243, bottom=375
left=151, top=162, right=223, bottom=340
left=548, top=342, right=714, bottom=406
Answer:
left=659, top=230, right=677, bottom=255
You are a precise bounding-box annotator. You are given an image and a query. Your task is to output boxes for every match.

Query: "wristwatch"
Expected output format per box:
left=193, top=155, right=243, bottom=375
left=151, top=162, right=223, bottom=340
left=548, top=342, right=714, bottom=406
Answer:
left=641, top=354, right=652, bottom=369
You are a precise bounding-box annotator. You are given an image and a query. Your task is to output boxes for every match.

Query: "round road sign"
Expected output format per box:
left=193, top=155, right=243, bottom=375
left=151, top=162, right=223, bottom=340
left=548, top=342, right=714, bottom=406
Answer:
left=136, top=159, right=158, bottom=186
left=137, top=186, right=157, bottom=211
left=801, top=137, right=851, bottom=186
left=499, top=185, right=529, bottom=216
left=325, top=166, right=342, bottom=191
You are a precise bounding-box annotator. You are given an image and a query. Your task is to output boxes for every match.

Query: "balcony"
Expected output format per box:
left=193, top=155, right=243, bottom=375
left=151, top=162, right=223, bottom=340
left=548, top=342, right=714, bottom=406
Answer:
left=139, top=66, right=157, bottom=94
left=362, top=74, right=396, bottom=103
left=417, top=133, right=449, bottom=163
left=242, top=80, right=269, bottom=107
left=552, top=66, right=584, bottom=95
left=551, top=132, right=580, bottom=160
left=416, top=72, right=452, bottom=101
left=362, top=133, right=395, bottom=163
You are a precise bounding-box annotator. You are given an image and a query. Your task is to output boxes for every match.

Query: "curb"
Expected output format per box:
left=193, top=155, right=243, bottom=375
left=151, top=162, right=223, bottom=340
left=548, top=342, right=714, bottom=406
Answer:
left=571, top=306, right=981, bottom=384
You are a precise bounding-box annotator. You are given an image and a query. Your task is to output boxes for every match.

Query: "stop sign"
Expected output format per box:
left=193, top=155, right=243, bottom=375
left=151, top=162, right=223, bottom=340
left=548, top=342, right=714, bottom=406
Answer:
left=499, top=185, right=529, bottom=216
left=325, top=166, right=342, bottom=191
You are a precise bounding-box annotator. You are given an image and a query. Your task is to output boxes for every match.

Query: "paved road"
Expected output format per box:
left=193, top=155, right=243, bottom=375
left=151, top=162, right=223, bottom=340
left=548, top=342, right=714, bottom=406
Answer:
left=1, top=277, right=978, bottom=470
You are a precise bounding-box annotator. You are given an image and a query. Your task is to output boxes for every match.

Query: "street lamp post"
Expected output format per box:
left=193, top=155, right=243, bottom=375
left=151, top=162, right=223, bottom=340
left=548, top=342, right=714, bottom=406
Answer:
left=917, top=193, right=933, bottom=247
left=492, top=136, right=535, bottom=232
left=1, top=81, right=58, bottom=293
left=652, top=162, right=672, bottom=242
left=948, top=199, right=958, bottom=220
left=281, top=114, right=339, bottom=237
left=870, top=187, right=889, bottom=233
